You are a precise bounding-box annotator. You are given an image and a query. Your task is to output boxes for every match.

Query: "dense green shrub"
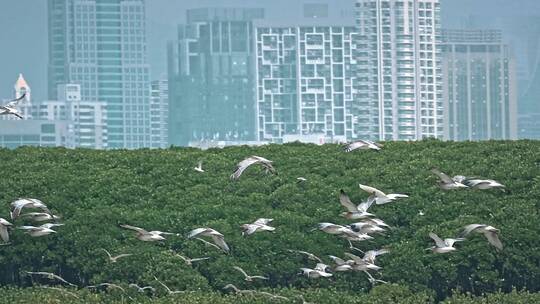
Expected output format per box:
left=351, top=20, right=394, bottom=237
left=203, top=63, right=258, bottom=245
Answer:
left=0, top=140, right=538, bottom=302
left=0, top=286, right=539, bottom=304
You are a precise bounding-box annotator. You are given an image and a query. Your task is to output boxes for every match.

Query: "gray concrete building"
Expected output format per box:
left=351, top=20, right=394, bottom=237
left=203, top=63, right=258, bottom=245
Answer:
left=441, top=29, right=517, bottom=140
left=167, top=8, right=264, bottom=146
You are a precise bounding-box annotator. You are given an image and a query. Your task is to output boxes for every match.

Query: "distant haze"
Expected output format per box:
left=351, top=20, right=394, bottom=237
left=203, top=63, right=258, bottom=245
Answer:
left=0, top=0, right=539, bottom=101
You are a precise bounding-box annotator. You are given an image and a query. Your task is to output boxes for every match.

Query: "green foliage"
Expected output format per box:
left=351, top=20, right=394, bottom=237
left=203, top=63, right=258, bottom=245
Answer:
left=0, top=140, right=539, bottom=302
left=0, top=286, right=539, bottom=304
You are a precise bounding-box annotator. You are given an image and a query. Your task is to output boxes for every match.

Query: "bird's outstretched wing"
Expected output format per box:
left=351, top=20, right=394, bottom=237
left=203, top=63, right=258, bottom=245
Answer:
left=253, top=218, right=273, bottom=226
left=459, top=224, right=485, bottom=238
left=211, top=235, right=230, bottom=253
left=485, top=231, right=503, bottom=250
left=431, top=168, right=453, bottom=184
left=187, top=228, right=208, bottom=238
left=343, top=141, right=365, bottom=152
left=230, top=156, right=260, bottom=180
left=120, top=224, right=147, bottom=234
left=429, top=232, right=446, bottom=248
left=288, top=249, right=323, bottom=263
left=339, top=189, right=358, bottom=212
left=359, top=184, right=386, bottom=198
left=233, top=266, right=249, bottom=278
left=190, top=257, right=210, bottom=263
left=5, top=93, right=26, bottom=107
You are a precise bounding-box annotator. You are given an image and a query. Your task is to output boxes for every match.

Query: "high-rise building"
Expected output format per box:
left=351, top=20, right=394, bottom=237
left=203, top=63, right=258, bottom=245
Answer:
left=355, top=0, right=443, bottom=140
left=34, top=84, right=108, bottom=149
left=167, top=8, right=264, bottom=146
left=255, top=26, right=359, bottom=143
left=47, top=0, right=150, bottom=148
left=438, top=15, right=540, bottom=139
left=150, top=79, right=168, bottom=148
left=441, top=29, right=517, bottom=140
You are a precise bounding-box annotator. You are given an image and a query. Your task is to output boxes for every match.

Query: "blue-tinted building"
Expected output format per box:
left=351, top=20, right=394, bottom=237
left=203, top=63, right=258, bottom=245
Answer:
left=48, top=0, right=150, bottom=148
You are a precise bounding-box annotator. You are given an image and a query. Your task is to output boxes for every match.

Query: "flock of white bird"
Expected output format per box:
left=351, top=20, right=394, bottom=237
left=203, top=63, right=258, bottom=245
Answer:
left=0, top=135, right=506, bottom=301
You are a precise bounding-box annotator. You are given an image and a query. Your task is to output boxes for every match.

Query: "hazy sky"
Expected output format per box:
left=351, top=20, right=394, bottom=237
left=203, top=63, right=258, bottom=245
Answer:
left=0, top=0, right=539, bottom=101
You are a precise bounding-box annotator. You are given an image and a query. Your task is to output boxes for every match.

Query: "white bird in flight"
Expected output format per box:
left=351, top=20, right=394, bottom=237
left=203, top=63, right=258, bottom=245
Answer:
left=26, top=271, right=77, bottom=287
left=358, top=184, right=409, bottom=205
left=173, top=253, right=210, bottom=266
left=129, top=283, right=156, bottom=293
left=464, top=179, right=505, bottom=190
left=230, top=156, right=276, bottom=180
left=328, top=255, right=354, bottom=272
left=188, top=227, right=229, bottom=253
left=339, top=189, right=375, bottom=219
left=0, top=218, right=13, bottom=243
left=459, top=224, right=503, bottom=250
left=19, top=212, right=61, bottom=222
left=287, top=249, right=324, bottom=263
left=428, top=232, right=464, bottom=253
left=343, top=140, right=383, bottom=152
left=257, top=290, right=290, bottom=301
left=120, top=225, right=177, bottom=242
left=10, top=198, right=53, bottom=221
left=431, top=168, right=468, bottom=190
left=18, top=225, right=57, bottom=237
left=363, top=270, right=388, bottom=285
left=0, top=93, right=26, bottom=119
left=299, top=267, right=333, bottom=279
left=222, top=283, right=255, bottom=295
left=344, top=253, right=382, bottom=271
left=154, top=276, right=187, bottom=295
left=361, top=249, right=390, bottom=264
left=316, top=222, right=349, bottom=235
left=101, top=248, right=133, bottom=263
left=40, top=223, right=64, bottom=230
left=194, top=161, right=204, bottom=173
left=233, top=266, right=269, bottom=281
left=241, top=218, right=275, bottom=236
left=349, top=222, right=386, bottom=235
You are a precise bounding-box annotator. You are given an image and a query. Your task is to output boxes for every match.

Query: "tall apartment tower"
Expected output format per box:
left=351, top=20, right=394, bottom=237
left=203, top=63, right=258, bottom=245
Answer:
left=47, top=0, right=151, bottom=148
left=167, top=8, right=264, bottom=146
left=355, top=0, right=443, bottom=140
left=255, top=26, right=359, bottom=143
left=150, top=78, right=168, bottom=148
left=442, top=29, right=517, bottom=140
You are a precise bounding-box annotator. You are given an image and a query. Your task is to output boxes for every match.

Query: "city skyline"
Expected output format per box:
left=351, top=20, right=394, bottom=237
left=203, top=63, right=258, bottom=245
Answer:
left=0, top=0, right=538, bottom=147
left=1, top=0, right=539, bottom=102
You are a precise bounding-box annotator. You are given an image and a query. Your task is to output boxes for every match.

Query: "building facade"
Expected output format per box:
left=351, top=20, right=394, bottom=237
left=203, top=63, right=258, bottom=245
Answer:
left=255, top=26, right=359, bottom=143
left=0, top=120, right=69, bottom=149
left=441, top=29, right=517, bottom=140
left=167, top=8, right=264, bottom=146
left=34, top=84, right=108, bottom=149
left=47, top=0, right=150, bottom=148
left=150, top=79, right=168, bottom=148
left=355, top=0, right=443, bottom=140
